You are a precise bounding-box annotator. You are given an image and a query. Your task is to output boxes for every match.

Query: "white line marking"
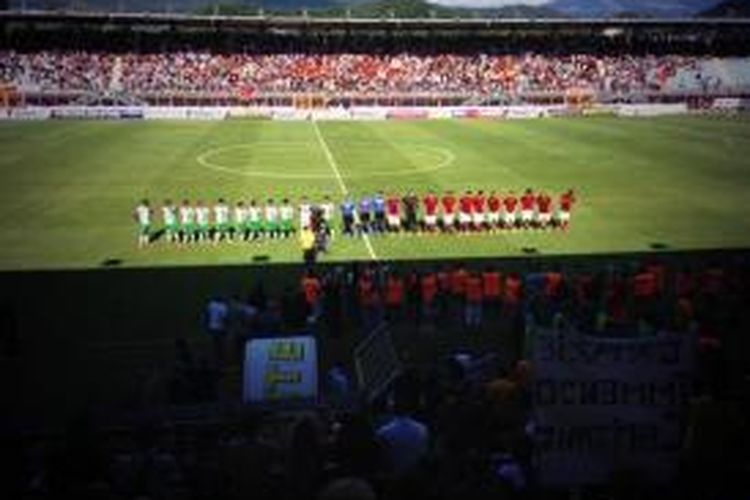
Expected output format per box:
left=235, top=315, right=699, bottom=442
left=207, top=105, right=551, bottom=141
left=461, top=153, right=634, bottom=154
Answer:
left=312, top=120, right=377, bottom=261
left=312, top=121, right=349, bottom=196
left=197, top=142, right=454, bottom=179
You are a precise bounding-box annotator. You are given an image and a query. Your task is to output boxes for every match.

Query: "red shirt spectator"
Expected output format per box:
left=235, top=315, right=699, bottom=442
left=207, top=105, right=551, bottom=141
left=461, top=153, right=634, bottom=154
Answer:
left=385, top=275, right=404, bottom=307
left=301, top=275, right=322, bottom=305
left=437, top=269, right=450, bottom=292
left=466, top=274, right=483, bottom=303
left=633, top=271, right=658, bottom=298
left=544, top=271, right=563, bottom=299
left=358, top=276, right=379, bottom=307
left=451, top=266, right=469, bottom=296
left=421, top=273, right=438, bottom=305
left=482, top=269, right=502, bottom=299
left=504, top=274, right=522, bottom=305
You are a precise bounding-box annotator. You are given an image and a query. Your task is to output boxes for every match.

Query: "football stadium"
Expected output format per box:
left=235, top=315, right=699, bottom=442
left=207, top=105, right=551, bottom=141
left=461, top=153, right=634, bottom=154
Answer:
left=0, top=3, right=749, bottom=499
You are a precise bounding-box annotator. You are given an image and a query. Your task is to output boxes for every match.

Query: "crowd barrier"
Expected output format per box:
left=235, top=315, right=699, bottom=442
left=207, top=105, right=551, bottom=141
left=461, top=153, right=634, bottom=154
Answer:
left=0, top=103, right=701, bottom=121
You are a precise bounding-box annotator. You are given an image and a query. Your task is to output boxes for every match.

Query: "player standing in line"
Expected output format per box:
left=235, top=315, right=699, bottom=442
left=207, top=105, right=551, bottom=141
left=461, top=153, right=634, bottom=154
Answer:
left=373, top=191, right=386, bottom=234
left=423, top=190, right=439, bottom=233
left=536, top=191, right=553, bottom=229
left=341, top=196, right=356, bottom=237
left=503, top=191, right=518, bottom=230
left=321, top=195, right=335, bottom=238
left=134, top=199, right=151, bottom=248
left=233, top=201, right=247, bottom=242
left=359, top=194, right=372, bottom=235
left=213, top=198, right=230, bottom=245
left=280, top=198, right=295, bottom=239
left=487, top=191, right=501, bottom=233
left=265, top=198, right=279, bottom=239
left=247, top=199, right=262, bottom=241
left=473, top=190, right=487, bottom=232
left=441, top=190, right=457, bottom=233
left=557, top=189, right=576, bottom=230
left=458, top=190, right=473, bottom=234
left=195, top=201, right=210, bottom=243
left=179, top=199, right=195, bottom=244
left=386, top=192, right=401, bottom=233
left=520, top=188, right=536, bottom=229
left=162, top=199, right=178, bottom=244
left=403, top=190, right=419, bottom=233
left=299, top=196, right=312, bottom=233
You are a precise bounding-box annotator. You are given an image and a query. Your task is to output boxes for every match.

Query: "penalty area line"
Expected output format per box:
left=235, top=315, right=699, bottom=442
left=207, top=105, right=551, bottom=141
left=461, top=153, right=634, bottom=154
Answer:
left=311, top=119, right=378, bottom=261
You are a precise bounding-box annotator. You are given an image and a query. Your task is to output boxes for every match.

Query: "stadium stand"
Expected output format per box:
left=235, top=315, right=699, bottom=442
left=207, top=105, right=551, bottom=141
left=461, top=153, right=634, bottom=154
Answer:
left=2, top=254, right=747, bottom=500
left=5, top=50, right=748, bottom=97
left=1, top=13, right=750, bottom=105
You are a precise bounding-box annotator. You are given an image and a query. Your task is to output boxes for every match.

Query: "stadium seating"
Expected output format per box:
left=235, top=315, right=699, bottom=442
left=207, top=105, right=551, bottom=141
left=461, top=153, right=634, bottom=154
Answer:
left=3, top=50, right=750, bottom=100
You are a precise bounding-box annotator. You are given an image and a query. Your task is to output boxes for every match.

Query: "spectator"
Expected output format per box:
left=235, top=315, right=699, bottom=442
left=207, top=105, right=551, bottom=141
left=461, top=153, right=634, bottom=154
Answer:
left=326, top=362, right=352, bottom=405
left=285, top=417, right=325, bottom=500
left=385, top=270, right=405, bottom=323
left=465, top=272, right=484, bottom=330
left=205, top=295, right=229, bottom=365
left=323, top=268, right=345, bottom=338
left=333, top=413, right=383, bottom=480
left=482, top=266, right=502, bottom=320
left=357, top=270, right=382, bottom=333
left=228, top=293, right=258, bottom=362
left=376, top=376, right=430, bottom=478
left=301, top=269, right=323, bottom=321
left=450, top=264, right=469, bottom=323
left=1, top=50, right=731, bottom=101
left=258, top=298, right=283, bottom=333
left=503, top=272, right=523, bottom=317
left=420, top=269, right=438, bottom=326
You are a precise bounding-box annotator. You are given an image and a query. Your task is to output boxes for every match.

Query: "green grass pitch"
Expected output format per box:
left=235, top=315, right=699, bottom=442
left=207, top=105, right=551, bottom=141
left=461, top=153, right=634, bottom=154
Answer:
left=1, top=115, right=750, bottom=270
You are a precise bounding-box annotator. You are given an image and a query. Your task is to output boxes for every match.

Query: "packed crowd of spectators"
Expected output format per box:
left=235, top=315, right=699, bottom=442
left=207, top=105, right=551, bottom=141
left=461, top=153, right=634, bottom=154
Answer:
left=201, top=256, right=746, bottom=348
left=7, top=256, right=747, bottom=500
left=2, top=255, right=747, bottom=500
left=0, top=49, right=728, bottom=97
left=5, top=355, right=538, bottom=500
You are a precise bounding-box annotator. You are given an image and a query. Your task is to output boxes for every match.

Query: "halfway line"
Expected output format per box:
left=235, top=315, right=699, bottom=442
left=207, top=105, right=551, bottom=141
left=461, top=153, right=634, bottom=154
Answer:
left=311, top=120, right=378, bottom=261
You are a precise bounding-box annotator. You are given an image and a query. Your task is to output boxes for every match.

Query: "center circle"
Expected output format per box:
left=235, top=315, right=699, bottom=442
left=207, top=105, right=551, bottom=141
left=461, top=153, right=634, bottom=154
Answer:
left=196, top=140, right=454, bottom=179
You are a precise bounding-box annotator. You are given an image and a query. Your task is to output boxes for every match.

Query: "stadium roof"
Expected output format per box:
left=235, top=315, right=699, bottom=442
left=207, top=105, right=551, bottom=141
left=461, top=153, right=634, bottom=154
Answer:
left=2, top=9, right=750, bottom=31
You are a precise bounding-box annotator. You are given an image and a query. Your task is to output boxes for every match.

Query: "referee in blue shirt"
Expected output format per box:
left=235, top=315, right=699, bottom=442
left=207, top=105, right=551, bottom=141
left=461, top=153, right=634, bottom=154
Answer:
left=341, top=198, right=356, bottom=236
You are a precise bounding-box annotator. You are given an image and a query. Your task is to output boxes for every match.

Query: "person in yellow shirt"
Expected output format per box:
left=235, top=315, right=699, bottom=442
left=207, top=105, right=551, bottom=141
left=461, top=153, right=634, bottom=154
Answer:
left=300, top=226, right=316, bottom=265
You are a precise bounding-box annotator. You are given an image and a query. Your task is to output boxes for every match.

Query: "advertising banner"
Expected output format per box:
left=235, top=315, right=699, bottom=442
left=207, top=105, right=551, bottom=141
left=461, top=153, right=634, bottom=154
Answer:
left=386, top=108, right=429, bottom=120
left=616, top=103, right=688, bottom=117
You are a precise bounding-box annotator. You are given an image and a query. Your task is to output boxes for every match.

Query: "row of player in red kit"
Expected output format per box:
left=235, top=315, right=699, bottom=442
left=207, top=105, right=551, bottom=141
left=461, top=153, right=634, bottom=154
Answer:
left=381, top=188, right=576, bottom=230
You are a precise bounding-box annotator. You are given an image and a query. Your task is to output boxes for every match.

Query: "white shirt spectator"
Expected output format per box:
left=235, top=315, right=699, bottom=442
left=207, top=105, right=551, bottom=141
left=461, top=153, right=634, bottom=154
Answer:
left=206, top=297, right=229, bottom=334
left=376, top=416, right=429, bottom=476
